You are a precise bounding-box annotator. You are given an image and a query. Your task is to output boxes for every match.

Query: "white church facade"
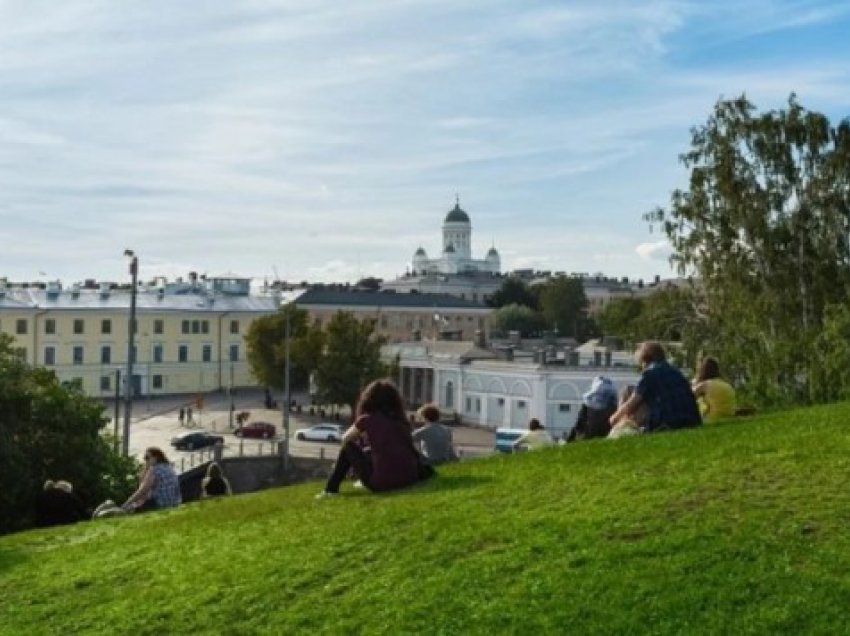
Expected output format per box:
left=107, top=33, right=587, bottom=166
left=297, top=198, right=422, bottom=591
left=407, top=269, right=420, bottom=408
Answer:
left=411, top=198, right=501, bottom=276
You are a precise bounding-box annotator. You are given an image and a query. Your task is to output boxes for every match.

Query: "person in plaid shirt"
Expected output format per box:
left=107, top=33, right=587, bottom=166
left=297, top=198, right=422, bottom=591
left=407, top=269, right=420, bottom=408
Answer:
left=122, top=447, right=182, bottom=511
left=610, top=342, right=701, bottom=432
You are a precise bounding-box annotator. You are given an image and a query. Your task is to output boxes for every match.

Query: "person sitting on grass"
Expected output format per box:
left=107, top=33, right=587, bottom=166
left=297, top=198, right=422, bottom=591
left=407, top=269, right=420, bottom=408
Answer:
left=317, top=379, right=424, bottom=499
left=610, top=341, right=702, bottom=432
left=34, top=480, right=88, bottom=527
left=413, top=403, right=458, bottom=465
left=692, top=356, right=737, bottom=422
left=512, top=418, right=554, bottom=452
left=122, top=447, right=182, bottom=512
left=202, top=462, right=232, bottom=498
left=608, top=385, right=649, bottom=439
left=568, top=376, right=618, bottom=441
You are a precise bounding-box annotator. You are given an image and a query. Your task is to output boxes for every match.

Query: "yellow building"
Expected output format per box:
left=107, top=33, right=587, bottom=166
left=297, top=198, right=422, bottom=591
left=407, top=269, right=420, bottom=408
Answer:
left=295, top=288, right=492, bottom=343
left=0, top=278, right=277, bottom=397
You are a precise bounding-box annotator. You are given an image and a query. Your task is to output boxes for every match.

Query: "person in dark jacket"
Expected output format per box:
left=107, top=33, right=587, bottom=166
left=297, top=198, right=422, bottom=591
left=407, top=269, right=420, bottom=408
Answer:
left=201, top=462, right=232, bottom=497
left=34, top=480, right=87, bottom=527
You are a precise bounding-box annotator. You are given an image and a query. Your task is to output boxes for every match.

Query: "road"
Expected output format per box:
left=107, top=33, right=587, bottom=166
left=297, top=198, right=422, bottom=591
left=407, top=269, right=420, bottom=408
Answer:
left=116, top=393, right=496, bottom=465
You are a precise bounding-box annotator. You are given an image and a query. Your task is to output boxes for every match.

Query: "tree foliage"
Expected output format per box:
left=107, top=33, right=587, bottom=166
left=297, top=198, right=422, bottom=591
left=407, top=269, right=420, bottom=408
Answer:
left=245, top=305, right=325, bottom=390
left=647, top=94, right=850, bottom=405
left=0, top=334, right=137, bottom=535
left=313, top=312, right=387, bottom=415
left=488, top=277, right=539, bottom=309
left=491, top=303, right=546, bottom=337
left=537, top=275, right=592, bottom=339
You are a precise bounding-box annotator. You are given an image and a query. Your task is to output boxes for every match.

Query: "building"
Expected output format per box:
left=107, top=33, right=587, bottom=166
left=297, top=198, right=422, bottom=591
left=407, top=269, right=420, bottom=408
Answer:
left=385, top=339, right=638, bottom=439
left=0, top=276, right=277, bottom=397
left=295, top=288, right=493, bottom=343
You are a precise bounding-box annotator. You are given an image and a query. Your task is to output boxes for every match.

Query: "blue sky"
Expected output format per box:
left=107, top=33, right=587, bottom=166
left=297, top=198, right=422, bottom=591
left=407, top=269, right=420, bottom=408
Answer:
left=1, top=0, right=849, bottom=285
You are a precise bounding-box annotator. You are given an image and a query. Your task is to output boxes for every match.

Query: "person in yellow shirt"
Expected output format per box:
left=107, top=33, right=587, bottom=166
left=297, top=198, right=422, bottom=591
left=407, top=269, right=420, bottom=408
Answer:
left=692, top=356, right=736, bottom=422
left=512, top=419, right=554, bottom=451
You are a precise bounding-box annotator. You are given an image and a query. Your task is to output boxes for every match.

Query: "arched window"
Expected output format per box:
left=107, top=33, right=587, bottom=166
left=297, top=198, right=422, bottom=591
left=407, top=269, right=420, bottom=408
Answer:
left=445, top=381, right=454, bottom=409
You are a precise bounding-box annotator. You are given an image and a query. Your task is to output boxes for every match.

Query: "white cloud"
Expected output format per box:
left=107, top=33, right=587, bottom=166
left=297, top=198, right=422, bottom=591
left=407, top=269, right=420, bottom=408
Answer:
left=635, top=241, right=672, bottom=261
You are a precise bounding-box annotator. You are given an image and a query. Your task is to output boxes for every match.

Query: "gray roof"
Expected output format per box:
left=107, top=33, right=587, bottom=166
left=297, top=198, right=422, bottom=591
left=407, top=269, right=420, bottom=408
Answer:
left=296, top=288, right=488, bottom=309
left=444, top=203, right=470, bottom=224
left=0, top=288, right=278, bottom=313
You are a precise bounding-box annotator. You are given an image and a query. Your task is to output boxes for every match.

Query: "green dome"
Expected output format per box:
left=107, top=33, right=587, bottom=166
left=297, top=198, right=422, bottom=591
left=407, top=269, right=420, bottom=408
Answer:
left=444, top=203, right=470, bottom=224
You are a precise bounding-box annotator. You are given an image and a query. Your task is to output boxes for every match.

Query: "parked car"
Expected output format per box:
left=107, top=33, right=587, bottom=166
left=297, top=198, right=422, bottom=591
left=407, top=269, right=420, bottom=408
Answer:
left=494, top=428, right=527, bottom=453
left=171, top=431, right=224, bottom=451
left=295, top=424, right=344, bottom=443
left=234, top=421, right=276, bottom=439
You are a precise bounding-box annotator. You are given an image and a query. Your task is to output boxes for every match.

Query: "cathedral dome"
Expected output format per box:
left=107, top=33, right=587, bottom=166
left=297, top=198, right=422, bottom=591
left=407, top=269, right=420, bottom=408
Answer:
left=487, top=246, right=499, bottom=257
left=444, top=202, right=470, bottom=224
left=414, top=247, right=427, bottom=256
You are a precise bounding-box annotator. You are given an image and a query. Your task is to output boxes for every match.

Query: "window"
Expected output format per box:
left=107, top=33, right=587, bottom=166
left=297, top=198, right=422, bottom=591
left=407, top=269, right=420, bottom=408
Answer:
left=497, top=398, right=505, bottom=406
left=73, top=319, right=84, bottom=334
left=201, top=320, right=209, bottom=334
left=100, top=375, right=111, bottom=391
left=517, top=400, right=527, bottom=409
left=476, top=397, right=481, bottom=413
left=152, top=374, right=163, bottom=389
left=230, top=320, right=239, bottom=334
left=44, top=346, right=56, bottom=366
left=153, top=319, right=164, bottom=335
left=192, top=320, right=200, bottom=334
left=466, top=397, right=472, bottom=413
left=101, top=319, right=112, bottom=334
left=178, top=345, right=188, bottom=363
left=45, top=319, right=56, bottom=334
left=229, top=344, right=239, bottom=362
left=445, top=381, right=454, bottom=409
left=73, top=346, right=84, bottom=365
left=558, top=404, right=571, bottom=413
left=182, top=320, right=190, bottom=334
left=202, top=344, right=212, bottom=363
left=16, top=319, right=27, bottom=335
left=153, top=344, right=163, bottom=364
left=16, top=347, right=27, bottom=361
left=101, top=346, right=111, bottom=364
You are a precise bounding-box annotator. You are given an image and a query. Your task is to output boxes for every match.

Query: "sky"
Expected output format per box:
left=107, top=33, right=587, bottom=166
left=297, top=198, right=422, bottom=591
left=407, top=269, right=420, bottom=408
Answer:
left=1, top=0, right=849, bottom=285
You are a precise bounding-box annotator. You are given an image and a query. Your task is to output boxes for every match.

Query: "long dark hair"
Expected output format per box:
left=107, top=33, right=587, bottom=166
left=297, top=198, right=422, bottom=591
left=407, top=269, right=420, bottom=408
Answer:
left=695, top=356, right=721, bottom=383
left=145, top=447, right=168, bottom=464
left=356, top=379, right=407, bottom=424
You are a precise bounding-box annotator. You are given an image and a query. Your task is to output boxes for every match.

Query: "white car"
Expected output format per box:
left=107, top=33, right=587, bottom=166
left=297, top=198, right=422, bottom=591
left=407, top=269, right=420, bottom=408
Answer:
left=295, top=423, right=344, bottom=443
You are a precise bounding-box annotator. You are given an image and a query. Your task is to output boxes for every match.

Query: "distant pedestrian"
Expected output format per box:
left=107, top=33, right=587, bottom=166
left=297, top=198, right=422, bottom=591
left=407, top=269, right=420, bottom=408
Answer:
left=186, top=407, right=194, bottom=426
left=512, top=419, right=554, bottom=451
left=413, top=403, right=457, bottom=465
left=178, top=407, right=185, bottom=426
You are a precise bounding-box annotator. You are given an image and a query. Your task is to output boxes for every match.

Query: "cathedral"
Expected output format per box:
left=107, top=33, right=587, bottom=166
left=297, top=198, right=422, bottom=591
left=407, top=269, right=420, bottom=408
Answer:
left=411, top=198, right=500, bottom=275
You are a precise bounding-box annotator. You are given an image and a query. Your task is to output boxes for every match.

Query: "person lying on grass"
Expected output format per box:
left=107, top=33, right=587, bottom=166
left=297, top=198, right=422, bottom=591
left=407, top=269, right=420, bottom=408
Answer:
left=317, top=379, right=429, bottom=499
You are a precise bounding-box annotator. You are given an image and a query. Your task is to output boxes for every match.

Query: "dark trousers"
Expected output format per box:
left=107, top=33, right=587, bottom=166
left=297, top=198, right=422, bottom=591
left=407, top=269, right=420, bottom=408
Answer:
left=324, top=442, right=374, bottom=493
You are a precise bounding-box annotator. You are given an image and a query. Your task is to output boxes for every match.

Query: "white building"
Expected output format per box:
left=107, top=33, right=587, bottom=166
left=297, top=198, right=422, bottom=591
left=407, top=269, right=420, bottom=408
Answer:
left=411, top=197, right=500, bottom=276
left=386, top=340, right=638, bottom=439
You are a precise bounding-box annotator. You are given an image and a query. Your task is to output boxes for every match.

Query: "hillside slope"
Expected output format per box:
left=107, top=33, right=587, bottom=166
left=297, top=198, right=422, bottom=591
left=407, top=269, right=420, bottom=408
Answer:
left=4, top=404, right=850, bottom=635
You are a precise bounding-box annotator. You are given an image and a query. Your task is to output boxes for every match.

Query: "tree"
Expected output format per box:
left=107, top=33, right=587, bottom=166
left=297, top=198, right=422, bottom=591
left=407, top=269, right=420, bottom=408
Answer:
left=537, top=275, right=591, bottom=339
left=245, top=305, right=324, bottom=391
left=491, top=303, right=546, bottom=337
left=647, top=94, right=850, bottom=405
left=0, top=334, right=137, bottom=535
left=598, top=297, right=645, bottom=342
left=313, top=312, right=387, bottom=417
left=488, top=277, right=538, bottom=309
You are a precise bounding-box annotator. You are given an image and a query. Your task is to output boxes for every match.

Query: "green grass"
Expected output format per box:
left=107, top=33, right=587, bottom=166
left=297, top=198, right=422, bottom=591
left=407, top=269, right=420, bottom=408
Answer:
left=5, top=403, right=850, bottom=635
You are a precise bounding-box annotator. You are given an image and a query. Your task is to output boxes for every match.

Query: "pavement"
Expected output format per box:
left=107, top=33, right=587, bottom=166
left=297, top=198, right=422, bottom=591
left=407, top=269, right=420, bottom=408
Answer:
left=106, top=391, right=496, bottom=464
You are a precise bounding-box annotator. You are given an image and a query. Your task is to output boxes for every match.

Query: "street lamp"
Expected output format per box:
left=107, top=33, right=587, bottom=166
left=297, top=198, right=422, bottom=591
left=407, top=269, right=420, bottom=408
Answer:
left=281, top=303, right=292, bottom=471
left=123, top=249, right=138, bottom=456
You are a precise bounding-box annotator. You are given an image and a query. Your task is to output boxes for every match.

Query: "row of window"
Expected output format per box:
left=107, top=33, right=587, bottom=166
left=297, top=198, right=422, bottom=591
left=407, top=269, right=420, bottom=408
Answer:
left=42, top=344, right=240, bottom=366
left=5, top=318, right=241, bottom=336
left=377, top=315, right=487, bottom=329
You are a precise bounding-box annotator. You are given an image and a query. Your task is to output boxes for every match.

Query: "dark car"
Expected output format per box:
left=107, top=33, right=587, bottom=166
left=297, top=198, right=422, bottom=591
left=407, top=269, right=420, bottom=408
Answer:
left=234, top=421, right=276, bottom=439
left=171, top=431, right=224, bottom=451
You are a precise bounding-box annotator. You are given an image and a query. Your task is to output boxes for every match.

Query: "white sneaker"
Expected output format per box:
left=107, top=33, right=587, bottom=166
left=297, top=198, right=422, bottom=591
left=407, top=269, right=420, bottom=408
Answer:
left=315, top=491, right=338, bottom=500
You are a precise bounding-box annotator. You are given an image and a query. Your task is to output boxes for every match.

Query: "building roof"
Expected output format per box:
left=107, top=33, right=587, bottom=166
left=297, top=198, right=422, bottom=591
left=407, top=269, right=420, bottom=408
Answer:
left=0, top=288, right=278, bottom=313
left=444, top=202, right=470, bottom=224
left=296, top=288, right=489, bottom=310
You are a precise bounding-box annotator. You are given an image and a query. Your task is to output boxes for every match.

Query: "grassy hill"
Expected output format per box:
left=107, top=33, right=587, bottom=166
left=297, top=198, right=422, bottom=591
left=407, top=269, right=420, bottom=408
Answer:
left=4, top=404, right=850, bottom=635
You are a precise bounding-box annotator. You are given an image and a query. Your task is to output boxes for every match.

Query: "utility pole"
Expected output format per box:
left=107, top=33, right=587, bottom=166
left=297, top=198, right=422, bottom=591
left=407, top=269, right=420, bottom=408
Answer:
left=123, top=250, right=138, bottom=457
left=228, top=361, right=235, bottom=428
left=113, top=369, right=121, bottom=454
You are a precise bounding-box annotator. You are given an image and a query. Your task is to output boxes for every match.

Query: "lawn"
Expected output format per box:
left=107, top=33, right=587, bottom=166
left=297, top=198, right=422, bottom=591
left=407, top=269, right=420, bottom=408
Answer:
left=4, top=403, right=850, bottom=635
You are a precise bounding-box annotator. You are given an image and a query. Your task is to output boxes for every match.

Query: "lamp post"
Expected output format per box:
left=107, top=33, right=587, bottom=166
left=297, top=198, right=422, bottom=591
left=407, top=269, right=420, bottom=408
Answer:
left=123, top=249, right=138, bottom=457
left=281, top=304, right=291, bottom=471
left=228, top=361, right=235, bottom=428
